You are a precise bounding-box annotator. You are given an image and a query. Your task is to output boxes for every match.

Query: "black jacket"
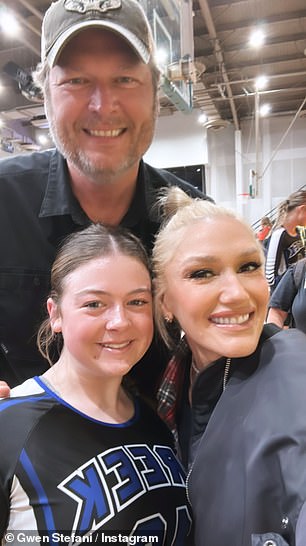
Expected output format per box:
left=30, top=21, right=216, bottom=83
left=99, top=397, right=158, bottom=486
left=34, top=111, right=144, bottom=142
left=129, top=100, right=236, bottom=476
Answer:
left=188, top=326, right=306, bottom=546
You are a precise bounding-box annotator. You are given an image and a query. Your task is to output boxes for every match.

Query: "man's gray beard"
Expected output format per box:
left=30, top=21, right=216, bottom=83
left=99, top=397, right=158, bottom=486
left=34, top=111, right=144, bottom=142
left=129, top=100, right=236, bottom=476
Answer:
left=48, top=119, right=126, bottom=185
left=48, top=117, right=156, bottom=185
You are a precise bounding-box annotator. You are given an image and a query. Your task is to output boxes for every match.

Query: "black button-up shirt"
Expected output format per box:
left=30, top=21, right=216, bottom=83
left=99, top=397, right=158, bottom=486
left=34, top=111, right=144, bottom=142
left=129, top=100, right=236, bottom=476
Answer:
left=0, top=148, right=205, bottom=394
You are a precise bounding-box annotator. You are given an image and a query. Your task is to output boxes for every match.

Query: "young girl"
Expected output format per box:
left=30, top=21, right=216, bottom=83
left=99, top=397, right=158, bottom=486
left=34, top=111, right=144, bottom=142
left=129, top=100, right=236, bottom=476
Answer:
left=0, top=223, right=191, bottom=545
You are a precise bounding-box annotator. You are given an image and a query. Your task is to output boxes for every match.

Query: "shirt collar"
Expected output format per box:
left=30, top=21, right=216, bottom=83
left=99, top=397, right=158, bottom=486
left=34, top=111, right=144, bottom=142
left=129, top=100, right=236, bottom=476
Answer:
left=39, top=150, right=88, bottom=225
left=39, top=153, right=154, bottom=226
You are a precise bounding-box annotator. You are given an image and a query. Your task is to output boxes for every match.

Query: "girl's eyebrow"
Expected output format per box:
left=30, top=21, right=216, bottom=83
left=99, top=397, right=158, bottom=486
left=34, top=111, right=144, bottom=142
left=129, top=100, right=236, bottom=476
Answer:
left=74, top=287, right=152, bottom=297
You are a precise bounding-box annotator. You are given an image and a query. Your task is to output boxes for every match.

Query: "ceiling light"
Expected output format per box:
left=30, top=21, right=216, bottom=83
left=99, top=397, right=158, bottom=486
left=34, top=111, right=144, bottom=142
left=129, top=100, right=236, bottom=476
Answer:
left=156, top=47, right=169, bottom=67
left=255, top=75, right=268, bottom=90
left=259, top=103, right=271, bottom=117
left=249, top=29, right=265, bottom=48
left=0, top=8, right=20, bottom=36
left=198, top=112, right=208, bottom=124
left=36, top=134, right=49, bottom=147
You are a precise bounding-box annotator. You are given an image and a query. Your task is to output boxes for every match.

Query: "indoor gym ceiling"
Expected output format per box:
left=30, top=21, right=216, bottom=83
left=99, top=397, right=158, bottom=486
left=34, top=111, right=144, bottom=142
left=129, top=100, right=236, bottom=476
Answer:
left=0, top=0, right=306, bottom=144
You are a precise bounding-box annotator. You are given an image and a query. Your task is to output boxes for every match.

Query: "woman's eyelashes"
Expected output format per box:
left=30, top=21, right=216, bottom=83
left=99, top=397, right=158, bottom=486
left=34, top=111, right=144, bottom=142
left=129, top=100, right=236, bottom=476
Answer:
left=186, top=261, right=263, bottom=280
left=187, top=269, right=214, bottom=280
left=239, top=261, right=263, bottom=273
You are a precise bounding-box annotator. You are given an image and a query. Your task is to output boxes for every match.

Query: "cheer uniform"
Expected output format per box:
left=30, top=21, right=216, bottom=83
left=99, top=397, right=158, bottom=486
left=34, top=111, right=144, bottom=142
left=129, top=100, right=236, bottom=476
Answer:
left=265, top=227, right=304, bottom=290
left=0, top=377, right=191, bottom=545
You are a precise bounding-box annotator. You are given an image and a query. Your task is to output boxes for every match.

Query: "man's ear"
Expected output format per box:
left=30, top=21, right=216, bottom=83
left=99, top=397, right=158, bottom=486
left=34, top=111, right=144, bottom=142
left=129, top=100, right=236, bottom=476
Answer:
left=47, top=297, right=62, bottom=333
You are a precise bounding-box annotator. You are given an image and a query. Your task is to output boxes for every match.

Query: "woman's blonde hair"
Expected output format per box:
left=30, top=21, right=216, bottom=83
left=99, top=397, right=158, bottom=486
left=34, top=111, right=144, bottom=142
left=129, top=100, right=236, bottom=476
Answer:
left=273, top=189, right=306, bottom=229
left=152, top=186, right=263, bottom=348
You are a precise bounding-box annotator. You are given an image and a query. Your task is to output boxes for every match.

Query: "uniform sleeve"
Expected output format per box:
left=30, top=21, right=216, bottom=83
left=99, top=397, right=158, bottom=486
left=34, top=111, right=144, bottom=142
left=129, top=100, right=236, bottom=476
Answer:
left=0, top=389, right=45, bottom=536
left=265, top=229, right=285, bottom=287
left=269, top=266, right=297, bottom=312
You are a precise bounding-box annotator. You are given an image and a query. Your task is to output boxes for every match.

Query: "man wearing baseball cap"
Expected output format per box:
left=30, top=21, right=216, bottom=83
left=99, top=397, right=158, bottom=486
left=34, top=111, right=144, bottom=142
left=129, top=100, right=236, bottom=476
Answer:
left=0, top=0, right=209, bottom=398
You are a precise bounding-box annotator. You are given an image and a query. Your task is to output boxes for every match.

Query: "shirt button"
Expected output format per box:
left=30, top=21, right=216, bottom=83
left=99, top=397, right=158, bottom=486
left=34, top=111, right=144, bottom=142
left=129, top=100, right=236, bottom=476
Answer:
left=263, top=541, right=277, bottom=546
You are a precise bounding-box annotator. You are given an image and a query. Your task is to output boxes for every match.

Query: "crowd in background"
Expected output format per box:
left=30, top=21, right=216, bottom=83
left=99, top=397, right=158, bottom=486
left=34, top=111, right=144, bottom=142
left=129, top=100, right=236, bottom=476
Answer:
left=255, top=189, right=306, bottom=334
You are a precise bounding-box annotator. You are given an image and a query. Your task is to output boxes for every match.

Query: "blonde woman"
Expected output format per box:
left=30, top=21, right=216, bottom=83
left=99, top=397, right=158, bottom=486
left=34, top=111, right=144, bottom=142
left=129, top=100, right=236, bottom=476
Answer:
left=153, top=186, right=306, bottom=546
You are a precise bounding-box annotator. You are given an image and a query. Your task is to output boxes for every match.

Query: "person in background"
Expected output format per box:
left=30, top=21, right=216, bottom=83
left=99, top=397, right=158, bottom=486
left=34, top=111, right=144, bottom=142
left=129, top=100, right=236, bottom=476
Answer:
left=265, top=189, right=306, bottom=292
left=0, top=0, right=207, bottom=395
left=256, top=215, right=273, bottom=252
left=267, top=257, right=306, bottom=333
left=153, top=186, right=306, bottom=546
left=0, top=223, right=191, bottom=543
left=256, top=215, right=272, bottom=242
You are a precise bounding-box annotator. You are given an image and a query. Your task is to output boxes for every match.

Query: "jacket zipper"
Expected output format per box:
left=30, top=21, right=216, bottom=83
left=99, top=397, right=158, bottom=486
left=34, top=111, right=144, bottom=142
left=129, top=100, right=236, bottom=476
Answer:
left=185, top=462, right=195, bottom=508
left=186, top=361, right=229, bottom=508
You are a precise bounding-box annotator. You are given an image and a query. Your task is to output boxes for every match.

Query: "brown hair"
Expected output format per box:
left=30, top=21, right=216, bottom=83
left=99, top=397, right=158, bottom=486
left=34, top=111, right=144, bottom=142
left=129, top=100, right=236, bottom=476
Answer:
left=261, top=216, right=272, bottom=227
left=37, top=223, right=150, bottom=365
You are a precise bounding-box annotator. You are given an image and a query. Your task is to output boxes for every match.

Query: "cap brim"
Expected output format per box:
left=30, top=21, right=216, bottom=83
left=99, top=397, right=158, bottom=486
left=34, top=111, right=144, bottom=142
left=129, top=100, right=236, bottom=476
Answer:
left=46, top=20, right=150, bottom=67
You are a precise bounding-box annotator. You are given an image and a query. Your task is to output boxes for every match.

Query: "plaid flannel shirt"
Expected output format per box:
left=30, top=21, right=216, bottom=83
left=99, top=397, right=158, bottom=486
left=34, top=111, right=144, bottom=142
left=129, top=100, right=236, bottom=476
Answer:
left=157, top=337, right=191, bottom=444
